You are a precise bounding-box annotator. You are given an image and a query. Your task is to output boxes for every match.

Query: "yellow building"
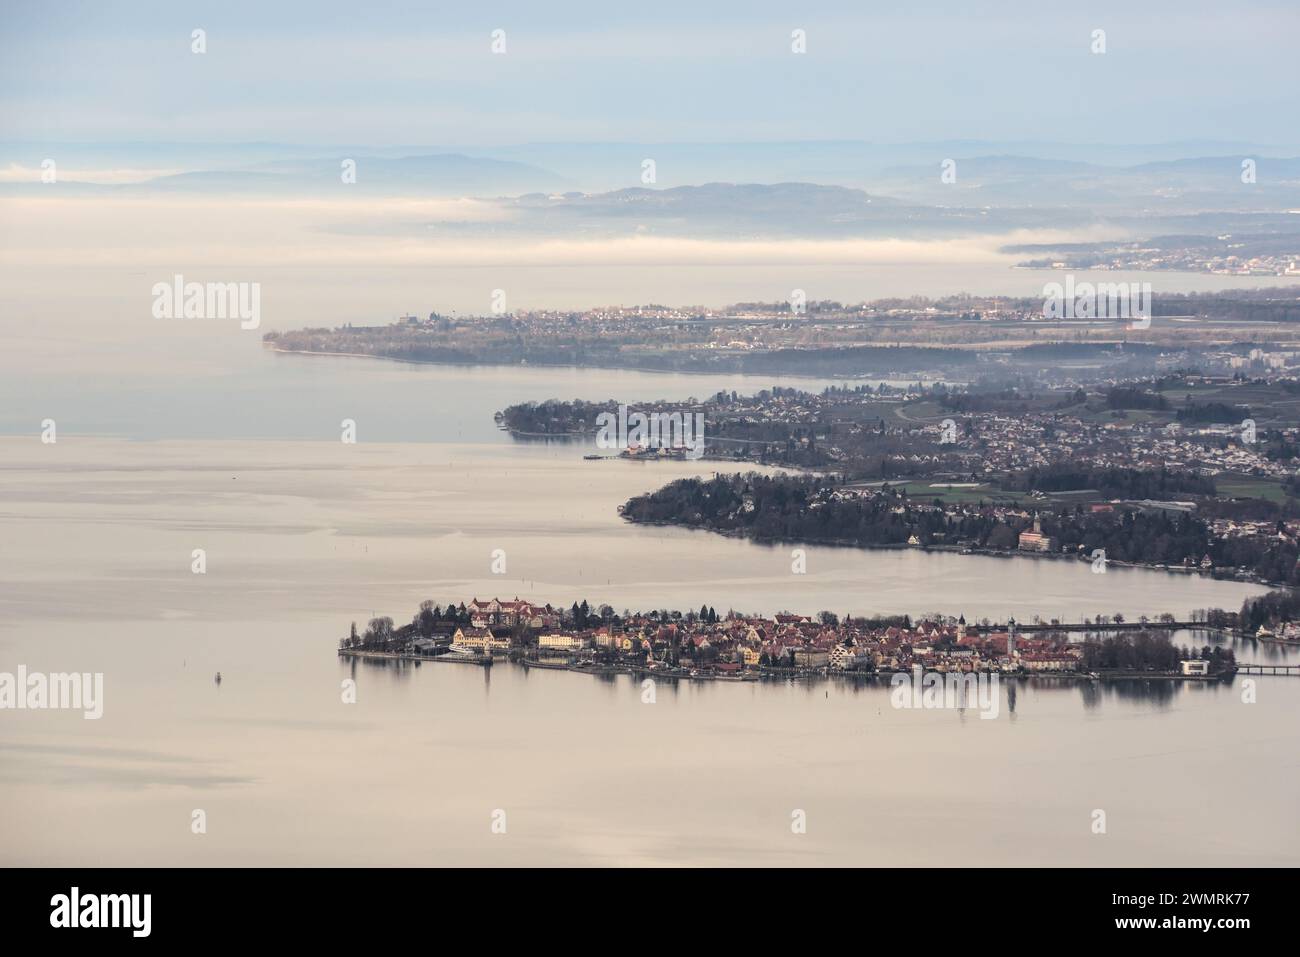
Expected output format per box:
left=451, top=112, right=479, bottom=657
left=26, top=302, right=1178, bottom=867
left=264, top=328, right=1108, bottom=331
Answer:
left=452, top=627, right=510, bottom=654
left=538, top=633, right=586, bottom=651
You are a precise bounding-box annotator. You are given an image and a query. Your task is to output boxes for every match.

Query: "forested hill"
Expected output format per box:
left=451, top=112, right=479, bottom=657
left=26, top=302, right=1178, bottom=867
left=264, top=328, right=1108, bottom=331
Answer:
left=621, top=473, right=1300, bottom=582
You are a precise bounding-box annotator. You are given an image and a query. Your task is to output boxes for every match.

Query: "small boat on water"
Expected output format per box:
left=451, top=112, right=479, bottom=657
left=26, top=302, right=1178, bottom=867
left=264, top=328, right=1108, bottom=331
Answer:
left=214, top=672, right=222, bottom=684
left=583, top=454, right=604, bottom=461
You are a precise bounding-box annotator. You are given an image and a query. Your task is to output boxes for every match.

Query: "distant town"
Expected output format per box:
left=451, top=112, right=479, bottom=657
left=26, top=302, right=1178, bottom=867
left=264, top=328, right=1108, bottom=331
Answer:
left=265, top=286, right=1300, bottom=379
left=1012, top=235, right=1300, bottom=277
left=293, top=290, right=1300, bottom=668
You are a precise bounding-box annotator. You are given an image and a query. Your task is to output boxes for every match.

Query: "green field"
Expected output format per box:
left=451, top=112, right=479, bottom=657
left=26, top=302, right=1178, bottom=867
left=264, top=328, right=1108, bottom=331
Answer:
left=1216, top=473, right=1290, bottom=503
left=868, top=481, right=1029, bottom=504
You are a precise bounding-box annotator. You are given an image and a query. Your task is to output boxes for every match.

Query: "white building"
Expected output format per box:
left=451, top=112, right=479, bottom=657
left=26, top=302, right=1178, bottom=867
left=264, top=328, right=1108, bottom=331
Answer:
left=829, top=644, right=867, bottom=671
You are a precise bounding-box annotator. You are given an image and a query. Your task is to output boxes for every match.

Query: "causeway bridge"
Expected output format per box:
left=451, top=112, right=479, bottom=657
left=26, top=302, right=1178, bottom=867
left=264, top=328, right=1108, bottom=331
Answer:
left=1236, top=662, right=1300, bottom=676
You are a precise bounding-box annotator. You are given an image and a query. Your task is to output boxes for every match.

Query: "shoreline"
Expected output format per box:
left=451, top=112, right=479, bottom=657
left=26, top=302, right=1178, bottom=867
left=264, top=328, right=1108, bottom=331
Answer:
left=1257, top=635, right=1300, bottom=645
left=263, top=344, right=950, bottom=384
left=339, top=649, right=490, bottom=667
left=337, top=649, right=1235, bottom=685
left=620, top=517, right=1277, bottom=587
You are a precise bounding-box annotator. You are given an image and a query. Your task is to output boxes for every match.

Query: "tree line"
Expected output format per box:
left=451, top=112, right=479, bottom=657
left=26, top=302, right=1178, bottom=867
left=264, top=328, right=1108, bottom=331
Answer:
left=621, top=473, right=1300, bottom=582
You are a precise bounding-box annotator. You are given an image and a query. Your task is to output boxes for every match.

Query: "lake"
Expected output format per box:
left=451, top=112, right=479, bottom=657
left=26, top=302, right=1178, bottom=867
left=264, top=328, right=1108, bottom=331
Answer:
left=0, top=351, right=1296, bottom=865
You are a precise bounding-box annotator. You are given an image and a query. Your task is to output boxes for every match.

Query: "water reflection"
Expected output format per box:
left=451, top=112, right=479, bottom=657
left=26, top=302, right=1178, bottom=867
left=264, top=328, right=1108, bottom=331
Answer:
left=1086, top=678, right=1179, bottom=707
left=1174, top=628, right=1298, bottom=663
left=505, top=433, right=586, bottom=446
left=342, top=654, right=1246, bottom=715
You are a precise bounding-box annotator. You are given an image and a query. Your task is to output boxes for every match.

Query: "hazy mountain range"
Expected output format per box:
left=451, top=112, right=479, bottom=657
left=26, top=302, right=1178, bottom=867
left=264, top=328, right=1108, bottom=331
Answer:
left=3, top=140, right=1298, bottom=245
left=4, top=138, right=1297, bottom=189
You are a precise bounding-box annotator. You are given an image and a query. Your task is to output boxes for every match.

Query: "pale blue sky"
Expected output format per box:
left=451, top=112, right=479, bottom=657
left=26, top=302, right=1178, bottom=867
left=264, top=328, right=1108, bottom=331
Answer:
left=1, top=0, right=1297, bottom=149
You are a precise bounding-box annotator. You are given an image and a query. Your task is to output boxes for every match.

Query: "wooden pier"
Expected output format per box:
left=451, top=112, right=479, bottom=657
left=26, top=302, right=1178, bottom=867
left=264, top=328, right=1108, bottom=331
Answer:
left=1012, top=620, right=1208, bottom=634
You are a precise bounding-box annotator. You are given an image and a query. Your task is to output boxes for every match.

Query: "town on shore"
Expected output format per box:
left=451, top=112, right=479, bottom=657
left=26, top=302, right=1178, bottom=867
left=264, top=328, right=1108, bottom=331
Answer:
left=338, top=596, right=1237, bottom=682
left=505, top=372, right=1300, bottom=589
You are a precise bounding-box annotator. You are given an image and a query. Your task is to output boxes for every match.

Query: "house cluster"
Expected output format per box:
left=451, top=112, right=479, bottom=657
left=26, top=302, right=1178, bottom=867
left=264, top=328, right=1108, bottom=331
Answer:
left=1045, top=251, right=1300, bottom=278
left=1227, top=348, right=1297, bottom=372
left=1209, top=516, right=1300, bottom=546
left=808, top=485, right=1073, bottom=552
left=910, top=389, right=1300, bottom=481
left=1143, top=426, right=1299, bottom=480
left=413, top=599, right=1086, bottom=675
left=1255, top=621, right=1300, bottom=640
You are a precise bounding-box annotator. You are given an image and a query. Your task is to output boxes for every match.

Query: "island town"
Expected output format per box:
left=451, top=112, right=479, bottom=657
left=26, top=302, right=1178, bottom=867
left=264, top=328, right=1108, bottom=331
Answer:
left=338, top=596, right=1240, bottom=683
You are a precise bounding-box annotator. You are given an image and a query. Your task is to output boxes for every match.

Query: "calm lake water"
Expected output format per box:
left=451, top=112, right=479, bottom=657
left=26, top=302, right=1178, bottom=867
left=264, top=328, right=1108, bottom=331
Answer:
left=1, top=346, right=1297, bottom=865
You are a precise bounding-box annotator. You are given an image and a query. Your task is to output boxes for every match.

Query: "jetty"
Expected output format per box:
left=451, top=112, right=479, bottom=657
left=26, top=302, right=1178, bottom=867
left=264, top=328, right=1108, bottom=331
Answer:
left=338, top=649, right=491, bottom=667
